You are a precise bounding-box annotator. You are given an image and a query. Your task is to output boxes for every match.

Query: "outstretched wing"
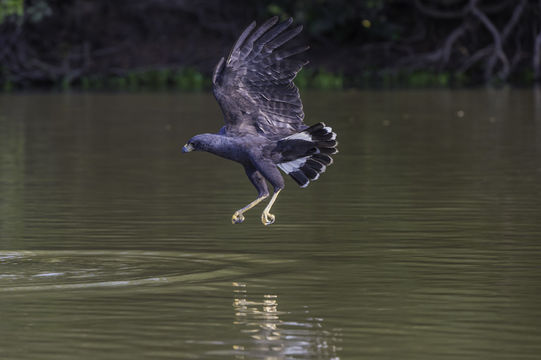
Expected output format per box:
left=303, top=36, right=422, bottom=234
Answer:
left=212, top=17, right=309, bottom=139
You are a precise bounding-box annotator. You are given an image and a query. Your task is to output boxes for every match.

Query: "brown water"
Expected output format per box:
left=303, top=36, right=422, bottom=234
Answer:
left=1, top=90, right=541, bottom=359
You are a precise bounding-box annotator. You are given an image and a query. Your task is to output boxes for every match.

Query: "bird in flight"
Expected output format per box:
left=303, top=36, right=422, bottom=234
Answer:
left=182, top=17, right=338, bottom=225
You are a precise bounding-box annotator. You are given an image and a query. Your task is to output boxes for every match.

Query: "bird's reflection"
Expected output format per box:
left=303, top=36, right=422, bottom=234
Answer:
left=232, top=282, right=341, bottom=359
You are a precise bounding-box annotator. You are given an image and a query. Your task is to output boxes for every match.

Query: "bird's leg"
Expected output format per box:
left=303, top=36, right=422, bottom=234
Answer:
left=251, top=161, right=285, bottom=226
left=261, top=189, right=281, bottom=226
left=232, top=167, right=269, bottom=224
left=232, top=195, right=269, bottom=224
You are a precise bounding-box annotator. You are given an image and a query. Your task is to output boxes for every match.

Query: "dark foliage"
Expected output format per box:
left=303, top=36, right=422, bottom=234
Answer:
left=1, top=0, right=541, bottom=90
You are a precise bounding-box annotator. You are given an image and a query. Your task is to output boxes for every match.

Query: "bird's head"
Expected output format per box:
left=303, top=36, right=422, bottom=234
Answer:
left=182, top=134, right=212, bottom=153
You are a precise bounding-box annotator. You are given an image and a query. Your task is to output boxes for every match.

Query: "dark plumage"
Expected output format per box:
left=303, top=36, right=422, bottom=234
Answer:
left=183, top=17, right=338, bottom=225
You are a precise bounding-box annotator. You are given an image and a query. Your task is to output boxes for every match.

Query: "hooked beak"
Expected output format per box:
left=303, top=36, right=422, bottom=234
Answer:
left=182, top=143, right=194, bottom=153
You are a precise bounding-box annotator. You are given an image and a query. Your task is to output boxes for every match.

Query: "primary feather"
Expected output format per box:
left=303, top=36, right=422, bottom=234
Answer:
left=212, top=16, right=308, bottom=139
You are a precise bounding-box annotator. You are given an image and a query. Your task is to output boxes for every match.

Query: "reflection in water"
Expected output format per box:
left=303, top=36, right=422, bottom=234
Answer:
left=232, top=282, right=341, bottom=359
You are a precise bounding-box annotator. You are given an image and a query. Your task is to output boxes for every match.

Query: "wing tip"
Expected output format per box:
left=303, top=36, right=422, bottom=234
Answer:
left=230, top=21, right=257, bottom=59
left=212, top=56, right=225, bottom=85
left=242, top=21, right=257, bottom=39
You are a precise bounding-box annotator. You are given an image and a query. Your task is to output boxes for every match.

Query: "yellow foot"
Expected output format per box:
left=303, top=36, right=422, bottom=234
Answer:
left=261, top=212, right=275, bottom=226
left=232, top=211, right=245, bottom=224
left=231, top=211, right=244, bottom=224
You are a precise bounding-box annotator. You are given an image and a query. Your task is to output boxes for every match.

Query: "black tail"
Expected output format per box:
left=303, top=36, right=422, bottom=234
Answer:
left=276, top=122, right=338, bottom=188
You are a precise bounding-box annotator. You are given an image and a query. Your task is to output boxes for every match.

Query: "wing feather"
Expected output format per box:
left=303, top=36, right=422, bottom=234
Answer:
left=213, top=17, right=308, bottom=139
left=238, top=17, right=279, bottom=60
left=251, top=18, right=293, bottom=54
left=265, top=25, right=304, bottom=51
left=273, top=45, right=310, bottom=61
left=228, top=21, right=256, bottom=63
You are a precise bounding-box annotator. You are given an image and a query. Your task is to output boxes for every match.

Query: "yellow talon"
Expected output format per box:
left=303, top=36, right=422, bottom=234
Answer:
left=261, top=212, right=275, bottom=226
left=230, top=194, right=269, bottom=225
left=260, top=189, right=281, bottom=226
left=232, top=211, right=245, bottom=224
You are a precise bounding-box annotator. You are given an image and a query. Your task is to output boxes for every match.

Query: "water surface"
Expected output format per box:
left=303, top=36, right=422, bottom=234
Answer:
left=1, top=90, right=541, bottom=359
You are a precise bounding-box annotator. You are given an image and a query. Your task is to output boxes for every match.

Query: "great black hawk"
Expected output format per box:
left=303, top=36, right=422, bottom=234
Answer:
left=182, top=17, right=338, bottom=225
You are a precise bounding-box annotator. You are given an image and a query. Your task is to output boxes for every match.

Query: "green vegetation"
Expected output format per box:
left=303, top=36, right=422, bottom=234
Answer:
left=0, top=0, right=23, bottom=24
left=0, top=0, right=51, bottom=24
left=63, top=68, right=209, bottom=92
left=2, top=0, right=540, bottom=91
left=3, top=68, right=475, bottom=93
left=356, top=70, right=472, bottom=89
left=295, top=69, right=343, bottom=90
left=0, top=64, right=480, bottom=92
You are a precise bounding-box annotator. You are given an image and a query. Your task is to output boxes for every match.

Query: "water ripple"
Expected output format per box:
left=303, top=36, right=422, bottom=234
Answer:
left=0, top=250, right=295, bottom=293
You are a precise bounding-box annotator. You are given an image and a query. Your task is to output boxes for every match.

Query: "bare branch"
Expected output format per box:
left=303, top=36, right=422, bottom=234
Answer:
left=459, top=46, right=492, bottom=73
left=414, top=0, right=467, bottom=18
left=502, top=0, right=526, bottom=41
left=470, top=0, right=509, bottom=80
left=534, top=32, right=541, bottom=80
left=536, top=1, right=541, bottom=80
left=442, top=23, right=470, bottom=65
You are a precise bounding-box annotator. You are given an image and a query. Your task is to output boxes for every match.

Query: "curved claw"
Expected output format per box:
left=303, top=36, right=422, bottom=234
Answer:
left=261, top=212, right=275, bottom=226
left=232, top=211, right=245, bottom=224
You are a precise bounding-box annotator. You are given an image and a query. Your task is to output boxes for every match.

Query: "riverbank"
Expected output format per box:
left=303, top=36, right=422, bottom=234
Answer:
left=3, top=66, right=537, bottom=93
left=2, top=1, right=540, bottom=92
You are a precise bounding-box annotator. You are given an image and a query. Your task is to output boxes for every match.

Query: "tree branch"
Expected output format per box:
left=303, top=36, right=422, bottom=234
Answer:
left=470, top=0, right=509, bottom=80
left=534, top=32, right=541, bottom=81
left=535, top=1, right=541, bottom=81
left=414, top=0, right=467, bottom=19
